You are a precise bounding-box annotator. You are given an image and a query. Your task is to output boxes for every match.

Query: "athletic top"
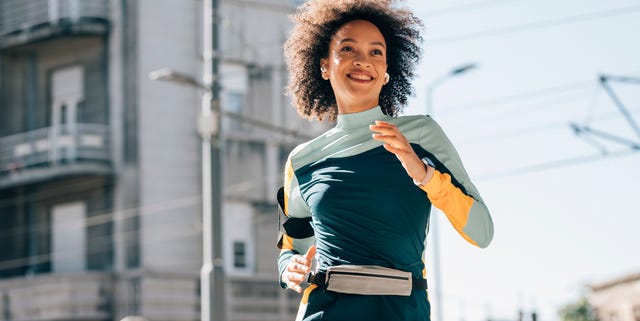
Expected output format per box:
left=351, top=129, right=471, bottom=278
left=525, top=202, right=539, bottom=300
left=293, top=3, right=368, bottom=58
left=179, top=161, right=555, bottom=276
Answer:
left=277, top=106, right=494, bottom=320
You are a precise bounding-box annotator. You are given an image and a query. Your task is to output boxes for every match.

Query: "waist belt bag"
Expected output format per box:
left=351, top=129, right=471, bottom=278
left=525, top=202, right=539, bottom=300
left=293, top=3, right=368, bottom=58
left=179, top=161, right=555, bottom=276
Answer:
left=325, top=265, right=413, bottom=296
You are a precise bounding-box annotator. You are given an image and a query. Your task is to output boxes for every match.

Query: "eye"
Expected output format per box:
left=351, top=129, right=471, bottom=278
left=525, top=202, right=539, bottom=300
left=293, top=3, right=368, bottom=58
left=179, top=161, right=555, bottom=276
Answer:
left=371, top=49, right=384, bottom=56
left=340, top=46, right=354, bottom=52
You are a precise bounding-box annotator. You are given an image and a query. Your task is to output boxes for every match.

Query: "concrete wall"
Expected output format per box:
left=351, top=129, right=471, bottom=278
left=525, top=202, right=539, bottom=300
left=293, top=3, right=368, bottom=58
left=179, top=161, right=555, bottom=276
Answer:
left=137, top=0, right=202, bottom=273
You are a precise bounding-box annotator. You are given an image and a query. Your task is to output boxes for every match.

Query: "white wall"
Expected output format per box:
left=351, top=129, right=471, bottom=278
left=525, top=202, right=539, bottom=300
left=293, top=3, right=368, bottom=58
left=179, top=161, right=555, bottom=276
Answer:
left=222, top=201, right=256, bottom=276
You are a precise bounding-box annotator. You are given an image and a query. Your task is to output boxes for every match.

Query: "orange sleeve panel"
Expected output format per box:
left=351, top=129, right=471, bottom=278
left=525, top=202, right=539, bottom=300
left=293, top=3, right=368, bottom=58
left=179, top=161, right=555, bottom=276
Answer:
left=419, top=170, right=478, bottom=247
left=280, top=234, right=295, bottom=251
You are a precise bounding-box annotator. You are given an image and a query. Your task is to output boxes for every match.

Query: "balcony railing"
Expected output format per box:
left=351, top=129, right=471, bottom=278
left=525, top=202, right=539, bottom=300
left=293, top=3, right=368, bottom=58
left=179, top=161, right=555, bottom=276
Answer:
left=0, top=0, right=109, bottom=47
left=0, top=123, right=112, bottom=183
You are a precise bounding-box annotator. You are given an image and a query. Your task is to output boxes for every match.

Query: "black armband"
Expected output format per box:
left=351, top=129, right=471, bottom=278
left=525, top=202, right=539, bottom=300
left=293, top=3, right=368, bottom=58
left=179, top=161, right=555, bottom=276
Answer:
left=276, top=186, right=314, bottom=249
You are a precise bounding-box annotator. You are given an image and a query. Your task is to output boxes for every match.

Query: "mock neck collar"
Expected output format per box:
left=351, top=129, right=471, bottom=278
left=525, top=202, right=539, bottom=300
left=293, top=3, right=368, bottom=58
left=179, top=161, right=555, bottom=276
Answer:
left=336, top=106, right=387, bottom=129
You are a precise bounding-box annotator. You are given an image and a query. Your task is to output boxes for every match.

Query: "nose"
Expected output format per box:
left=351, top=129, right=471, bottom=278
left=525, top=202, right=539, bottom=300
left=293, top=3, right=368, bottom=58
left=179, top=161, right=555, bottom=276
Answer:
left=353, top=54, right=372, bottom=68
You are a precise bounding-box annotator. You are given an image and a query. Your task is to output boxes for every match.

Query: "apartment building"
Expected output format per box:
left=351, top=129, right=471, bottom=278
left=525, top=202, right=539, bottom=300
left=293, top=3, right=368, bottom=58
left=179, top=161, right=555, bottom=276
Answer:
left=0, top=0, right=325, bottom=320
left=589, top=272, right=640, bottom=321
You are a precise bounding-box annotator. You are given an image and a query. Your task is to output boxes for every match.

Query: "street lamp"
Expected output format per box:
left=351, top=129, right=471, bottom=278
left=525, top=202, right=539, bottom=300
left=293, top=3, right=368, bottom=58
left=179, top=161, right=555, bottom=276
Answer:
left=425, top=62, right=477, bottom=321
left=426, top=63, right=477, bottom=115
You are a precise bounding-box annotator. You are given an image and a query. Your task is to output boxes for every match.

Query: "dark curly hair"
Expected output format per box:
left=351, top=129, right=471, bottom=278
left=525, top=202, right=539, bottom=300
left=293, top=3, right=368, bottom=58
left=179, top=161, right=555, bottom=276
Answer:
left=284, top=0, right=423, bottom=121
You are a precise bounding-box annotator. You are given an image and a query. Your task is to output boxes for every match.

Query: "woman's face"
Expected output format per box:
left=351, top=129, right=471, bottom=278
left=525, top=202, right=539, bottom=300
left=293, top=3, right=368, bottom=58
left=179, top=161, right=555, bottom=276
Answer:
left=320, top=19, right=388, bottom=113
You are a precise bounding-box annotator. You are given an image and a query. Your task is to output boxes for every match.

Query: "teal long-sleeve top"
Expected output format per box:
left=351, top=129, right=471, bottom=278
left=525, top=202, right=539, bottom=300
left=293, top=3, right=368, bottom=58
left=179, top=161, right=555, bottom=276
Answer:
left=278, top=106, right=493, bottom=321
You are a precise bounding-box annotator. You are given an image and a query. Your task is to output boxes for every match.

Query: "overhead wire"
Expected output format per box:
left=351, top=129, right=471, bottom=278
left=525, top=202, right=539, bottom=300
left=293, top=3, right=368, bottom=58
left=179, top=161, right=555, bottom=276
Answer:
left=437, top=81, right=595, bottom=115
left=439, top=86, right=595, bottom=125
left=428, top=5, right=640, bottom=45
left=457, top=106, right=640, bottom=144
left=477, top=148, right=638, bottom=181
left=419, top=0, right=526, bottom=18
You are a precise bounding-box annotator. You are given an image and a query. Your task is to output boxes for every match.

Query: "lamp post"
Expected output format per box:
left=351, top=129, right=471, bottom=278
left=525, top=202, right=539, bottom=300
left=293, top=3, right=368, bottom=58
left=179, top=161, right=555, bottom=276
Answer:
left=425, top=62, right=477, bottom=321
left=149, top=0, right=224, bottom=320
left=426, top=63, right=477, bottom=115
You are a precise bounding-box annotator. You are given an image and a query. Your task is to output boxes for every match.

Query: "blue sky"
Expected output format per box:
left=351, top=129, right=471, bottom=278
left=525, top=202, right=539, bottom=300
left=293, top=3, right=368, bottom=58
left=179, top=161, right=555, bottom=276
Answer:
left=402, top=0, right=640, bottom=320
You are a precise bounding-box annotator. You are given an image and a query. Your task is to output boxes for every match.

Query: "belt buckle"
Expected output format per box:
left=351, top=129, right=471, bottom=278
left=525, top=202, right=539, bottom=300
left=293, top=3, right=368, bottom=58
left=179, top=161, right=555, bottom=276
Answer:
left=307, top=271, right=325, bottom=285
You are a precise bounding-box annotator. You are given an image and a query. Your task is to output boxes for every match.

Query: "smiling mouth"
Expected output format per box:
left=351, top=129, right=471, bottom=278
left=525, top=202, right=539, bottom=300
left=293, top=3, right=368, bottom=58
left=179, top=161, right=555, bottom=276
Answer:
left=348, top=73, right=374, bottom=81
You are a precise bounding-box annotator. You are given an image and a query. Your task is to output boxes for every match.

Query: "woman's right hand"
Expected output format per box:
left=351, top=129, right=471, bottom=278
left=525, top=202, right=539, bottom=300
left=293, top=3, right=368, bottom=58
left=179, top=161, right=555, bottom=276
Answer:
left=282, top=245, right=316, bottom=293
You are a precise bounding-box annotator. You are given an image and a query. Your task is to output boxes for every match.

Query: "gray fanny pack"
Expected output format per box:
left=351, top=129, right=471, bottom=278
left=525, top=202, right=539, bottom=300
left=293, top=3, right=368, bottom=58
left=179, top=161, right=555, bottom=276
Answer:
left=313, top=265, right=425, bottom=296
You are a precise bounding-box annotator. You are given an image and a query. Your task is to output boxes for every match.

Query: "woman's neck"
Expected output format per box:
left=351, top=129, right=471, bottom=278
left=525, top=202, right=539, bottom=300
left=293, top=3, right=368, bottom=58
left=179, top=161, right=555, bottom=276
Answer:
left=336, top=98, right=380, bottom=115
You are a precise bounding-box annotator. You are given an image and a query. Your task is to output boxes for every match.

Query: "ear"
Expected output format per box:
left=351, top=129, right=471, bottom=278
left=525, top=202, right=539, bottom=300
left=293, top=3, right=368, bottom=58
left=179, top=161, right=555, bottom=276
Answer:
left=320, top=58, right=329, bottom=80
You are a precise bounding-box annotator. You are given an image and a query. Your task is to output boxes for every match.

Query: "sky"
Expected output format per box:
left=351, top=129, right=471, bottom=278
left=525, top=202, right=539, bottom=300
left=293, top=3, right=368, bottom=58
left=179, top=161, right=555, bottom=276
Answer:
left=401, top=0, right=640, bottom=320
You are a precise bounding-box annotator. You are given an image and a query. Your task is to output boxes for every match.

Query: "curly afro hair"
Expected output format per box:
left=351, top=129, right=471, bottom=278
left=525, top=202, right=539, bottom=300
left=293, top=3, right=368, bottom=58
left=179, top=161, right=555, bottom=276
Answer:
left=284, top=0, right=423, bottom=121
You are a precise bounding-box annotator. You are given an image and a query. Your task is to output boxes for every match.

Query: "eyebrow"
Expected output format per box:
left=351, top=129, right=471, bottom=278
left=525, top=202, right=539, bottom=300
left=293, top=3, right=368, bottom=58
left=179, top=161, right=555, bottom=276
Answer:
left=338, top=38, right=386, bottom=48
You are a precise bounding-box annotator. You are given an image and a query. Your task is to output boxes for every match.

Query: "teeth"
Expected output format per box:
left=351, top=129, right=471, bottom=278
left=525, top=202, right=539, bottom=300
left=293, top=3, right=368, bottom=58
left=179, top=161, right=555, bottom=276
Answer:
left=349, top=74, right=372, bottom=81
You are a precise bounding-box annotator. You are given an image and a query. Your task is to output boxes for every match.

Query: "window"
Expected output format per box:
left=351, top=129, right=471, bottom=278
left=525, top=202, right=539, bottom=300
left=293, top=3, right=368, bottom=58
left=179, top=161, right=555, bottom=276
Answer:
left=52, top=202, right=86, bottom=272
left=233, top=241, right=246, bottom=268
left=225, top=91, right=245, bottom=132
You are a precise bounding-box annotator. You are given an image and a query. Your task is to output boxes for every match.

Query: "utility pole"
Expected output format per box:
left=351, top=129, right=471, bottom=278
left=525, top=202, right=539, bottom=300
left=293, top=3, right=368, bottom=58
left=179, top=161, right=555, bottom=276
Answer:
left=201, top=0, right=225, bottom=320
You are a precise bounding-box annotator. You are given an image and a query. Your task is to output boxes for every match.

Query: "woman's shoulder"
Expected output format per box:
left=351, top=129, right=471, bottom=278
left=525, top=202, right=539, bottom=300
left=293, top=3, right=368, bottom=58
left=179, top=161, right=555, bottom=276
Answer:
left=287, top=126, right=340, bottom=165
left=392, top=113, right=436, bottom=127
left=386, top=113, right=441, bottom=142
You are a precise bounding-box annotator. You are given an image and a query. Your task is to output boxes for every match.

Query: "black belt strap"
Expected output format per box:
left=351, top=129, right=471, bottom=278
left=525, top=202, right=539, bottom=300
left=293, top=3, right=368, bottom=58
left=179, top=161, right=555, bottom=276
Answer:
left=307, top=271, right=428, bottom=291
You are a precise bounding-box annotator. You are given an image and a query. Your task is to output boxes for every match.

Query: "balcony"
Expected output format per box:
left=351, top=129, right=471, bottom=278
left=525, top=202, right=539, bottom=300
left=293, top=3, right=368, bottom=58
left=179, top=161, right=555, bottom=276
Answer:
left=0, top=123, right=112, bottom=189
left=0, top=272, right=112, bottom=321
left=0, top=0, right=110, bottom=48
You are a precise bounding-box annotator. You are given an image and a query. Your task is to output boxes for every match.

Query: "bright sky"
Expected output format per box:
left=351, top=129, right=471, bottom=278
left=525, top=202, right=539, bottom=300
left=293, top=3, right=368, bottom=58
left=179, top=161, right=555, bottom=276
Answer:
left=402, top=0, right=640, bottom=320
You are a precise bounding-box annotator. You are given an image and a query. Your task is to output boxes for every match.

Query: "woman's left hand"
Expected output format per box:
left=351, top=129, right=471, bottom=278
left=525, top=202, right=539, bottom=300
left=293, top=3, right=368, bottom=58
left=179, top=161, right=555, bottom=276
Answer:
left=370, top=120, right=428, bottom=183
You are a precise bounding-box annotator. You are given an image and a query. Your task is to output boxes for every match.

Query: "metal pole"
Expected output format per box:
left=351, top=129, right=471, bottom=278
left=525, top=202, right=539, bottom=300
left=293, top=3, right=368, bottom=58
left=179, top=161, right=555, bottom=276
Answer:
left=425, top=63, right=477, bottom=321
left=201, top=0, right=224, bottom=320
left=425, top=83, right=444, bottom=321
left=600, top=75, right=640, bottom=140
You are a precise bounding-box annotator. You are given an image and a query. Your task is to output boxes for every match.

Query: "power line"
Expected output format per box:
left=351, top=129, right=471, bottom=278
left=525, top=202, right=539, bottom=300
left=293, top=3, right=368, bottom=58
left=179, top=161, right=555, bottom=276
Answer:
left=438, top=81, right=594, bottom=115
left=420, top=0, right=526, bottom=18
left=457, top=106, right=640, bottom=145
left=478, top=148, right=639, bottom=181
left=441, top=87, right=593, bottom=124
left=435, top=89, right=596, bottom=133
left=429, top=5, right=640, bottom=45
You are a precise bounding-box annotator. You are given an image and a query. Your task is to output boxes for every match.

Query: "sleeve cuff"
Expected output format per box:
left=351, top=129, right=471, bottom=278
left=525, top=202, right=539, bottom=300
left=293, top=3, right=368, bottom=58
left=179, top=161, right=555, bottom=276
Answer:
left=419, top=170, right=445, bottom=194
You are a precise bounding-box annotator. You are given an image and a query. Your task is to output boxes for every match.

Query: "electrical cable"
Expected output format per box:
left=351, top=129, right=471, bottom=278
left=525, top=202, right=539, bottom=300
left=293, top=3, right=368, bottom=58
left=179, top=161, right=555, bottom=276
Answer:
left=438, top=81, right=594, bottom=115
left=477, top=148, right=638, bottom=181
left=429, top=5, right=640, bottom=45
left=419, top=0, right=526, bottom=18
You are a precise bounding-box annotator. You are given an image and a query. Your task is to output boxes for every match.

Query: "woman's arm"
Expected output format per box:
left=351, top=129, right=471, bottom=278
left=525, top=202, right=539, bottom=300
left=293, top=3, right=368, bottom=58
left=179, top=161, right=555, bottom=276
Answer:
left=277, top=157, right=316, bottom=292
left=371, top=118, right=494, bottom=248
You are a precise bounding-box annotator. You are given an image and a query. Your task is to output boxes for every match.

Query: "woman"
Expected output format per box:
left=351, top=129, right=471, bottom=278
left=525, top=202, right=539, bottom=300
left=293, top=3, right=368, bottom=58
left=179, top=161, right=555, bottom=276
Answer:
left=276, top=1, right=494, bottom=320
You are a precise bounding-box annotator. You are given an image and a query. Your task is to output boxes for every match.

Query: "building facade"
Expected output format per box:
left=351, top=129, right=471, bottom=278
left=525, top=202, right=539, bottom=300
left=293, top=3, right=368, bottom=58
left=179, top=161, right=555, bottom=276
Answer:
left=589, top=272, right=640, bottom=321
left=0, top=0, right=326, bottom=320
